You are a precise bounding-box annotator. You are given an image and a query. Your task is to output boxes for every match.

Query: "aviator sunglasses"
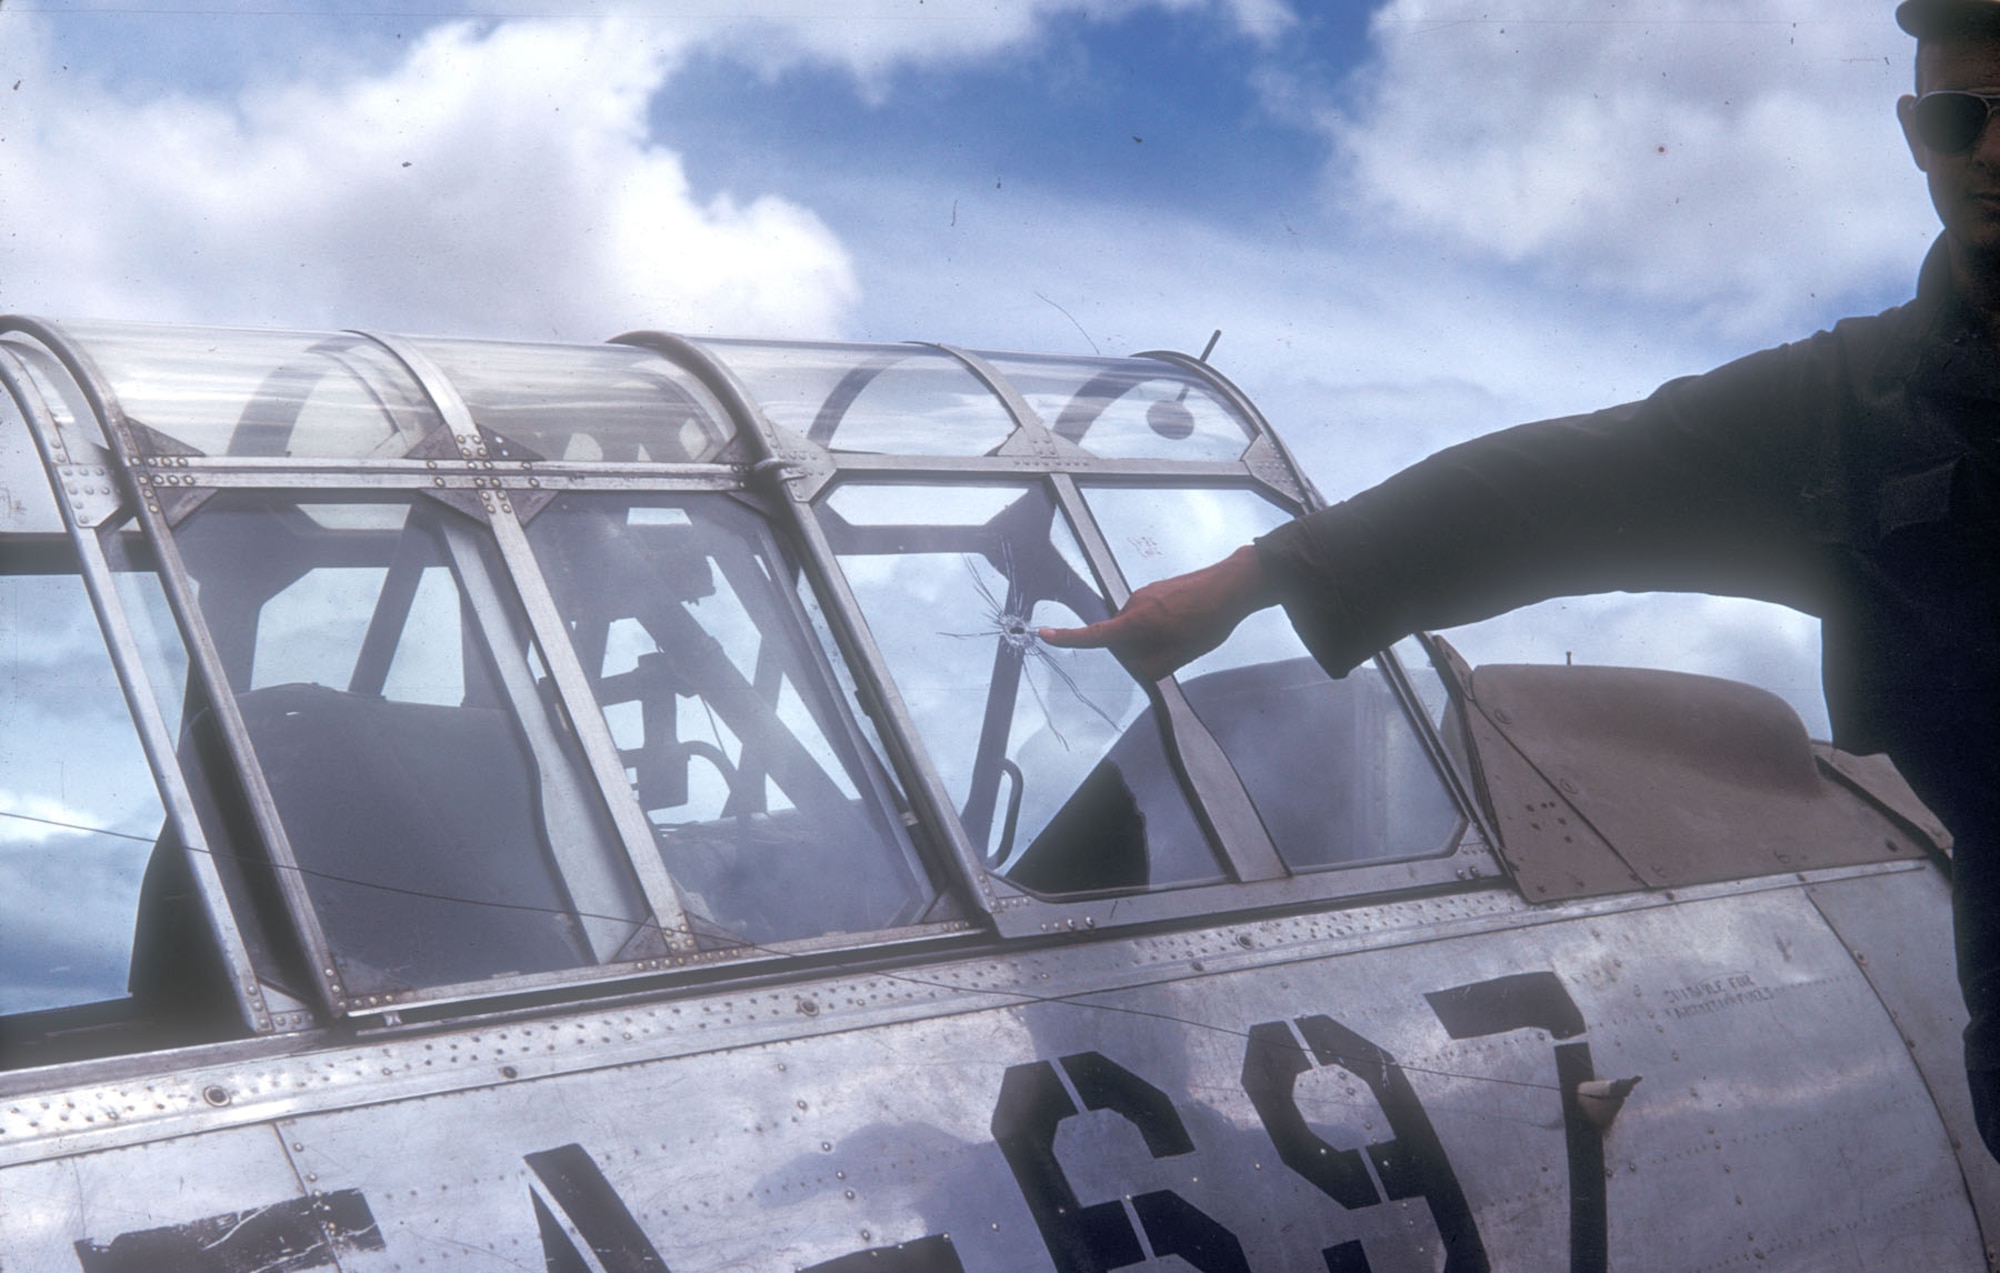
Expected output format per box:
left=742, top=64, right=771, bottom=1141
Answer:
left=1914, top=89, right=2000, bottom=154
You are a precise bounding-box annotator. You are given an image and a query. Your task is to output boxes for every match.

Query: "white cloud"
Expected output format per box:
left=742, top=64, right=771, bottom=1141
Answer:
left=0, top=833, right=150, bottom=1013
left=816, top=148, right=1843, bottom=730
left=1437, top=594, right=1828, bottom=736
left=0, top=0, right=1901, bottom=728
left=0, top=16, right=858, bottom=339
left=0, top=0, right=1305, bottom=337
left=1326, top=0, right=1938, bottom=338
left=717, top=0, right=1294, bottom=88
left=469, top=0, right=1296, bottom=91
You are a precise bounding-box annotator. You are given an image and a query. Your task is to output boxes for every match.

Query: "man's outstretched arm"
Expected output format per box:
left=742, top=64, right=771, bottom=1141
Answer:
left=1040, top=335, right=1820, bottom=688
left=1038, top=544, right=1278, bottom=682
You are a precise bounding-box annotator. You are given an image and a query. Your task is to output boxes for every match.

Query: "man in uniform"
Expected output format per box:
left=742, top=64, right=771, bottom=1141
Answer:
left=1043, top=0, right=2000, bottom=1157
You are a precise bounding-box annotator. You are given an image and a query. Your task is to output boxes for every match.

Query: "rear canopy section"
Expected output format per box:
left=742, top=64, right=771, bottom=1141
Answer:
left=0, top=318, right=1923, bottom=1065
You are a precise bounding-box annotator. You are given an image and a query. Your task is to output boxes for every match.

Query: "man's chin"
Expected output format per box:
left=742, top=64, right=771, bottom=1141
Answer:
left=1948, top=219, right=2000, bottom=273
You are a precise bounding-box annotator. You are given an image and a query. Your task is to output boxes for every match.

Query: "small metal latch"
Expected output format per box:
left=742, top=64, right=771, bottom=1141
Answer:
left=1574, top=1075, right=1642, bottom=1131
left=749, top=457, right=795, bottom=487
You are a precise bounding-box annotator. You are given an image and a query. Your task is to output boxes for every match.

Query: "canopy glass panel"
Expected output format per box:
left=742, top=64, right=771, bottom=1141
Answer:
left=821, top=481, right=1226, bottom=895
left=409, top=337, right=735, bottom=463
left=0, top=565, right=172, bottom=1017
left=693, top=339, right=1019, bottom=456
left=973, top=351, right=1256, bottom=461
left=523, top=492, right=938, bottom=945
left=1082, top=483, right=1463, bottom=869
left=172, top=494, right=660, bottom=997
left=55, top=322, right=440, bottom=459
left=0, top=337, right=113, bottom=461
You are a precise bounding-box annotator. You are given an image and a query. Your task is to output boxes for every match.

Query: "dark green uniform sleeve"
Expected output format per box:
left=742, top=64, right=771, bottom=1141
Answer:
left=1253, top=338, right=1840, bottom=677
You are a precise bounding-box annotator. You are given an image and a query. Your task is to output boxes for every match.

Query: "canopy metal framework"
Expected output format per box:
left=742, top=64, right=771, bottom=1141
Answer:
left=0, top=319, right=1493, bottom=1043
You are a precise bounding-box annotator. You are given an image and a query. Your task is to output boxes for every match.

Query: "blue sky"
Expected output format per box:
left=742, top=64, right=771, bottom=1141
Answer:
left=0, top=0, right=1949, bottom=731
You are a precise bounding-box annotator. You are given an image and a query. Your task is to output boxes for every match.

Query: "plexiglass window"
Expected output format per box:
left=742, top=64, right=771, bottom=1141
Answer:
left=523, top=493, right=938, bottom=945
left=1, top=337, right=111, bottom=461
left=411, top=338, right=736, bottom=463
left=822, top=482, right=1225, bottom=895
left=172, top=494, right=658, bottom=997
left=975, top=352, right=1255, bottom=461
left=0, top=386, right=219, bottom=1057
left=695, top=340, right=1019, bottom=456
left=0, top=564, right=169, bottom=1018
left=1083, top=485, right=1463, bottom=869
left=57, top=322, right=440, bottom=459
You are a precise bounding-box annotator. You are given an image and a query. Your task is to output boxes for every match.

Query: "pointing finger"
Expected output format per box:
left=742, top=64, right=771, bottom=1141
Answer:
left=1037, top=622, right=1112, bottom=648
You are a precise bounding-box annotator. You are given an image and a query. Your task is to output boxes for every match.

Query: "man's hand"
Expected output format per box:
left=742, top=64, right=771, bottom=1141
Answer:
left=1038, top=544, right=1277, bottom=682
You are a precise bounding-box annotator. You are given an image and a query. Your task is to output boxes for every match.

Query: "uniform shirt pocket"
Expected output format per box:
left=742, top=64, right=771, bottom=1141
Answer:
left=1875, top=456, right=1962, bottom=537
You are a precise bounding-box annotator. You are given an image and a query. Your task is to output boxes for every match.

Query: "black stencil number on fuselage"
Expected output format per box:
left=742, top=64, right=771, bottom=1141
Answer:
left=991, top=1051, right=1249, bottom=1273
left=1425, top=971, right=1605, bottom=1273
left=527, top=1143, right=672, bottom=1273
left=1242, top=1015, right=1489, bottom=1273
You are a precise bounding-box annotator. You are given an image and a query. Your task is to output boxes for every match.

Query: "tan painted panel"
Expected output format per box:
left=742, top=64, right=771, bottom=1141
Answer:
left=1468, top=665, right=1927, bottom=897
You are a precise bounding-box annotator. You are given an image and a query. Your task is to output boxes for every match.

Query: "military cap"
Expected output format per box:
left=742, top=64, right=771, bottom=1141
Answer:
left=1900, top=0, right=2000, bottom=37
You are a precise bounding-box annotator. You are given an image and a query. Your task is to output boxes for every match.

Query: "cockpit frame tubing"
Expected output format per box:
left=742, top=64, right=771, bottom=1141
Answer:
left=610, top=335, right=1502, bottom=932
left=928, top=344, right=1288, bottom=885
left=123, top=462, right=749, bottom=500
left=0, top=316, right=1505, bottom=962
left=915, top=343, right=1500, bottom=929
left=1131, top=349, right=1500, bottom=856
left=0, top=318, right=338, bottom=1023
left=1131, top=348, right=1316, bottom=507
left=0, top=348, right=288, bottom=1035
left=803, top=454, right=1251, bottom=482
left=353, top=330, right=698, bottom=956
left=611, top=330, right=1000, bottom=920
